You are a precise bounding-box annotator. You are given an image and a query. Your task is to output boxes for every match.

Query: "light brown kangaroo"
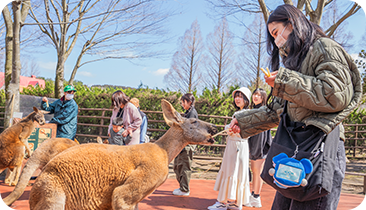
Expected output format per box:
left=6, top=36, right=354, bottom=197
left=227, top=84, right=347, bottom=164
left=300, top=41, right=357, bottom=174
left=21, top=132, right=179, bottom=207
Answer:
left=0, top=107, right=47, bottom=186
left=28, top=99, right=217, bottom=210
left=3, top=138, right=78, bottom=206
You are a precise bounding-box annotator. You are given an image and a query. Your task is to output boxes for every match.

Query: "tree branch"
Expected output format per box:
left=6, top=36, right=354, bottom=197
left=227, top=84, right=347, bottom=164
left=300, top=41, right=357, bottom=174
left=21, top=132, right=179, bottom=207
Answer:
left=325, top=2, right=361, bottom=37
left=257, top=0, right=269, bottom=23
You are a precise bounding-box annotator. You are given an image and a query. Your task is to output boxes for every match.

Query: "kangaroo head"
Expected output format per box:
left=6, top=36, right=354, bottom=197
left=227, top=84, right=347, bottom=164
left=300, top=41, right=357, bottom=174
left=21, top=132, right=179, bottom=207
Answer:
left=32, top=107, right=48, bottom=125
left=161, top=99, right=217, bottom=145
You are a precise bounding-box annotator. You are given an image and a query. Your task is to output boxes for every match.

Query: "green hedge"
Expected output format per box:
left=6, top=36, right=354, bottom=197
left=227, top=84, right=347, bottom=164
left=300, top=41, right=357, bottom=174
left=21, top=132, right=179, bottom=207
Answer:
left=15, top=82, right=239, bottom=148
left=1, top=81, right=365, bottom=156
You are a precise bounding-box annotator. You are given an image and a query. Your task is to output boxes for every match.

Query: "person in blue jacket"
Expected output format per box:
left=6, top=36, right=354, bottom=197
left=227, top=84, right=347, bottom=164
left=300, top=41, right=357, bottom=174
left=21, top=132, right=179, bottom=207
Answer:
left=41, top=85, right=78, bottom=140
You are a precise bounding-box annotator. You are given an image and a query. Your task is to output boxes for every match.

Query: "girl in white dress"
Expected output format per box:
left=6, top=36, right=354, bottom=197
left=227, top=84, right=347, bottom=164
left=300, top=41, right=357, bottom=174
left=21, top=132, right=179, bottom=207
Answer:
left=208, top=87, right=252, bottom=210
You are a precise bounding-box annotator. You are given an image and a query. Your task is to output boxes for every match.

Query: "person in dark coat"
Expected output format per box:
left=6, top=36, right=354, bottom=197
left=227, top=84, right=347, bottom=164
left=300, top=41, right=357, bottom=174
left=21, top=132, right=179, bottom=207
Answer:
left=172, top=93, right=198, bottom=196
left=41, top=85, right=78, bottom=140
left=248, top=88, right=272, bottom=208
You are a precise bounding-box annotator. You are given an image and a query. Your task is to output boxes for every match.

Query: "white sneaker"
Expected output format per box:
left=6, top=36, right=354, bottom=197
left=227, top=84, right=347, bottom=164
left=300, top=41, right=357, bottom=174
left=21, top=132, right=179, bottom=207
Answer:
left=250, top=195, right=262, bottom=208
left=208, top=201, right=227, bottom=210
left=227, top=203, right=242, bottom=210
left=172, top=188, right=190, bottom=196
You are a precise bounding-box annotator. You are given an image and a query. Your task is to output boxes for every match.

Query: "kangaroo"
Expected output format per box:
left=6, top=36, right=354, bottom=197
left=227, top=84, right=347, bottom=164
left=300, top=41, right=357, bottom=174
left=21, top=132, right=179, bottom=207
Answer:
left=28, top=99, right=217, bottom=210
left=0, top=107, right=47, bottom=186
left=3, top=138, right=78, bottom=206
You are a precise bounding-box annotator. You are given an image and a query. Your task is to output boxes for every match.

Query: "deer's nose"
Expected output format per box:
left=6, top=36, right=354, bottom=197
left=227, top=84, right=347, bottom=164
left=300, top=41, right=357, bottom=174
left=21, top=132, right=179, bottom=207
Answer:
left=209, top=125, right=218, bottom=135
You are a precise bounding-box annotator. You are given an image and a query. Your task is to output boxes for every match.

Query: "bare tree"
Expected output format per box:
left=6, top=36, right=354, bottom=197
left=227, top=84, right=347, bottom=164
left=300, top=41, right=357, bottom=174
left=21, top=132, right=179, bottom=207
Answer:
left=164, top=20, right=205, bottom=92
left=2, top=0, right=31, bottom=128
left=21, top=58, right=40, bottom=77
left=322, top=0, right=354, bottom=50
left=236, top=14, right=269, bottom=89
left=27, top=0, right=172, bottom=98
left=206, top=0, right=361, bottom=37
left=205, top=17, right=236, bottom=93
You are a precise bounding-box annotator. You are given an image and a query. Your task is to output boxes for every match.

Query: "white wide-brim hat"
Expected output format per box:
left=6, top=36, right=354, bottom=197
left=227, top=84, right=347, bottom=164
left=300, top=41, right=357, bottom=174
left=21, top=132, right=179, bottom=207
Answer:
left=232, top=87, right=252, bottom=101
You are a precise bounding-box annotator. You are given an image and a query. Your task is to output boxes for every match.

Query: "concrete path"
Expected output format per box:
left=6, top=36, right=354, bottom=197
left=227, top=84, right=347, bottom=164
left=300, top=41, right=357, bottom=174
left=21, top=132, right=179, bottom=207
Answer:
left=1, top=179, right=365, bottom=210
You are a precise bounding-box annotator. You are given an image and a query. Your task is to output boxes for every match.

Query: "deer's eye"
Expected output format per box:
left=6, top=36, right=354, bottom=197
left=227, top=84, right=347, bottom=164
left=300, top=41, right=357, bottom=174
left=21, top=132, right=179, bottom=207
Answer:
left=192, top=120, right=197, bottom=124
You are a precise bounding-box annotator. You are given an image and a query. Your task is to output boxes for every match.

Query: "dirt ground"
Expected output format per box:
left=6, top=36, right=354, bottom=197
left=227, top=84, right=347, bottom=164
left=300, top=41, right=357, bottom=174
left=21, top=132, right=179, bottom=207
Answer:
left=168, top=156, right=366, bottom=195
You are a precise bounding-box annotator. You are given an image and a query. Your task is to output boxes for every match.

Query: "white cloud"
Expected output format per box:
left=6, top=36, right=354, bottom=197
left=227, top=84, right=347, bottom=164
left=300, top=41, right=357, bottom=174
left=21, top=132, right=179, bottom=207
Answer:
left=78, top=71, right=93, bottom=77
left=39, top=61, right=56, bottom=71
left=152, top=68, right=169, bottom=75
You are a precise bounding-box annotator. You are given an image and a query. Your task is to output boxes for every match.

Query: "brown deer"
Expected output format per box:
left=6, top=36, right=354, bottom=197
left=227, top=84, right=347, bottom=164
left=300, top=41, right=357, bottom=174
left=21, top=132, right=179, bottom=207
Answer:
left=0, top=107, right=47, bottom=186
left=3, top=138, right=79, bottom=206
left=28, top=99, right=217, bottom=210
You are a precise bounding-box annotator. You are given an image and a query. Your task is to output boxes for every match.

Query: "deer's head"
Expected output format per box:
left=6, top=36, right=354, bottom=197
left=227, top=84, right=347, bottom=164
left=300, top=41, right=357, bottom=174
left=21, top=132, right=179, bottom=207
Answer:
left=162, top=99, right=217, bottom=145
left=31, top=107, right=48, bottom=125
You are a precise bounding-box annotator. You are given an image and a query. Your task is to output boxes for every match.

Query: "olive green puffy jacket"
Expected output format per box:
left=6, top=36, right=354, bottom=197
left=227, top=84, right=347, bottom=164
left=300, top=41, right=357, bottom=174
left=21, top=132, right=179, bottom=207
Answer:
left=234, top=37, right=362, bottom=140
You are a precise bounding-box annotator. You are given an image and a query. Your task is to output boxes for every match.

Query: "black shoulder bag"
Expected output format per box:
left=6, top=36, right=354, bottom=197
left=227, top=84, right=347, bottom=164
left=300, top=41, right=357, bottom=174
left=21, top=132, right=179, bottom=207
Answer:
left=260, top=101, right=340, bottom=202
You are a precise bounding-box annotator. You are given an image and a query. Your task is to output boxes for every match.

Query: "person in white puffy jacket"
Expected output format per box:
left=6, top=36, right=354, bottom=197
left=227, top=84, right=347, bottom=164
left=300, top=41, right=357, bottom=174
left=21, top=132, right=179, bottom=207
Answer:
left=208, top=87, right=252, bottom=210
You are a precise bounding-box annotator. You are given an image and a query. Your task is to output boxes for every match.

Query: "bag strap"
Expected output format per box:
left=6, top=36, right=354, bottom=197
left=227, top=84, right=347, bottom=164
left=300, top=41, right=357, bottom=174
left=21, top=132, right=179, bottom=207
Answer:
left=281, top=101, right=327, bottom=158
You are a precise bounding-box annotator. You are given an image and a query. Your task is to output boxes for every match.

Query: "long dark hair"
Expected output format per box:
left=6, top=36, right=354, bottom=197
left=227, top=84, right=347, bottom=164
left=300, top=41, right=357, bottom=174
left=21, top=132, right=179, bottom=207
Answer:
left=266, top=4, right=327, bottom=71
left=250, top=88, right=267, bottom=108
left=233, top=91, right=250, bottom=111
left=266, top=4, right=327, bottom=109
left=181, top=93, right=195, bottom=106
left=111, top=90, right=130, bottom=108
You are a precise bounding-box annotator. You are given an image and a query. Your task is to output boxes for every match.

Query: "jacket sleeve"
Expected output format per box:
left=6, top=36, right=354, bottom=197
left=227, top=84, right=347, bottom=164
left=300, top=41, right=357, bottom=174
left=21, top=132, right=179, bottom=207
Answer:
left=233, top=97, right=284, bottom=139
left=41, top=101, right=56, bottom=114
left=273, top=40, right=354, bottom=113
left=124, top=104, right=142, bottom=131
left=50, top=102, right=78, bottom=125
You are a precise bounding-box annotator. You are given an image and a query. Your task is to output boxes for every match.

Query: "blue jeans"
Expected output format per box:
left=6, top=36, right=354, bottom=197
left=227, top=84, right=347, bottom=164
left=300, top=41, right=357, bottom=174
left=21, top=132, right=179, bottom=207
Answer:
left=271, top=140, right=346, bottom=210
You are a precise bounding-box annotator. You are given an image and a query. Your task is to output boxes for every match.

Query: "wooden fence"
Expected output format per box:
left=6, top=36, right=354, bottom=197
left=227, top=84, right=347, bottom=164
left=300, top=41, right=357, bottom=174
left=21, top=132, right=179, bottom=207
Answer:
left=0, top=107, right=365, bottom=158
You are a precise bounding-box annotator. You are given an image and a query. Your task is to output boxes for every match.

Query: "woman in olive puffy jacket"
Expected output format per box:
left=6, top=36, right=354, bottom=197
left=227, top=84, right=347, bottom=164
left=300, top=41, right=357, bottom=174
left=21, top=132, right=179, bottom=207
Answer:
left=230, top=4, right=361, bottom=210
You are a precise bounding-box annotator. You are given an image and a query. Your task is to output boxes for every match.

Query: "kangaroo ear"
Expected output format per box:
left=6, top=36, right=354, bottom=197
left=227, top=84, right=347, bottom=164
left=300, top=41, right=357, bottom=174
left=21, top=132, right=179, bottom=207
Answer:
left=161, top=99, right=183, bottom=127
left=33, top=107, right=39, bottom=112
left=39, top=110, right=50, bottom=114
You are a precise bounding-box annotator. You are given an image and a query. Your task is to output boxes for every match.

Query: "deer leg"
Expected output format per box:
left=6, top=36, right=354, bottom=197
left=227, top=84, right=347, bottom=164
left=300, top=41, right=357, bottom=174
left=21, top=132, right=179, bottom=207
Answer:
left=5, top=168, right=15, bottom=185
left=9, top=165, right=22, bottom=186
left=23, top=138, right=32, bottom=158
left=112, top=168, right=163, bottom=210
left=4, top=168, right=13, bottom=184
left=19, top=129, right=32, bottom=158
left=29, top=175, right=66, bottom=210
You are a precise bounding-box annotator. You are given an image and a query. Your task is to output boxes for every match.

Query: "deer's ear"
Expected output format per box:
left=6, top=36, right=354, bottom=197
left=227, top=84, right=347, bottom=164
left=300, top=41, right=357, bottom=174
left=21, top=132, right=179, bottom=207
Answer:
left=39, top=110, right=50, bottom=114
left=33, top=107, right=39, bottom=112
left=161, top=99, right=183, bottom=127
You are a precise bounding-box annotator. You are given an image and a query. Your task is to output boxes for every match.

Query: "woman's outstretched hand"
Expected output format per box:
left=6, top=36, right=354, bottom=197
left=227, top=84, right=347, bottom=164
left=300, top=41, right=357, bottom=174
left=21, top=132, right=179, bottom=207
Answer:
left=264, top=71, right=278, bottom=88
left=229, top=118, right=241, bottom=134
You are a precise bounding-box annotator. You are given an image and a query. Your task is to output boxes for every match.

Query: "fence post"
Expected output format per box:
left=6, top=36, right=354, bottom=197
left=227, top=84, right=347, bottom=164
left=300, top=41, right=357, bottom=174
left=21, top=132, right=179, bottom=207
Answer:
left=99, top=110, right=105, bottom=137
left=354, top=125, right=358, bottom=158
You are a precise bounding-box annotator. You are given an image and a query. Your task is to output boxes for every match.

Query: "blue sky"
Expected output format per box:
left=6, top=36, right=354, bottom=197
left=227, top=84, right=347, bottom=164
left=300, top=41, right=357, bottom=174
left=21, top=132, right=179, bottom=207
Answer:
left=1, top=0, right=366, bottom=90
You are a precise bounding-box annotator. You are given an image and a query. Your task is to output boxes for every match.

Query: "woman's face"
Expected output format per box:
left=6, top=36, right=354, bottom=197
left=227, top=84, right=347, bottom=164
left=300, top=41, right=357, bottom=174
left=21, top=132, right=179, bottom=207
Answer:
left=268, top=22, right=293, bottom=41
left=181, top=100, right=192, bottom=110
left=252, top=92, right=263, bottom=105
left=234, top=94, right=245, bottom=110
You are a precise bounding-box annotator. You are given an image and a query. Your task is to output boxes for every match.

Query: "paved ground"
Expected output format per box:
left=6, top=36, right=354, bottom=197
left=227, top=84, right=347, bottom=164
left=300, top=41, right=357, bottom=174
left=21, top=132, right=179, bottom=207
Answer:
left=1, top=178, right=365, bottom=210
left=188, top=157, right=366, bottom=195
left=1, top=157, right=365, bottom=209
